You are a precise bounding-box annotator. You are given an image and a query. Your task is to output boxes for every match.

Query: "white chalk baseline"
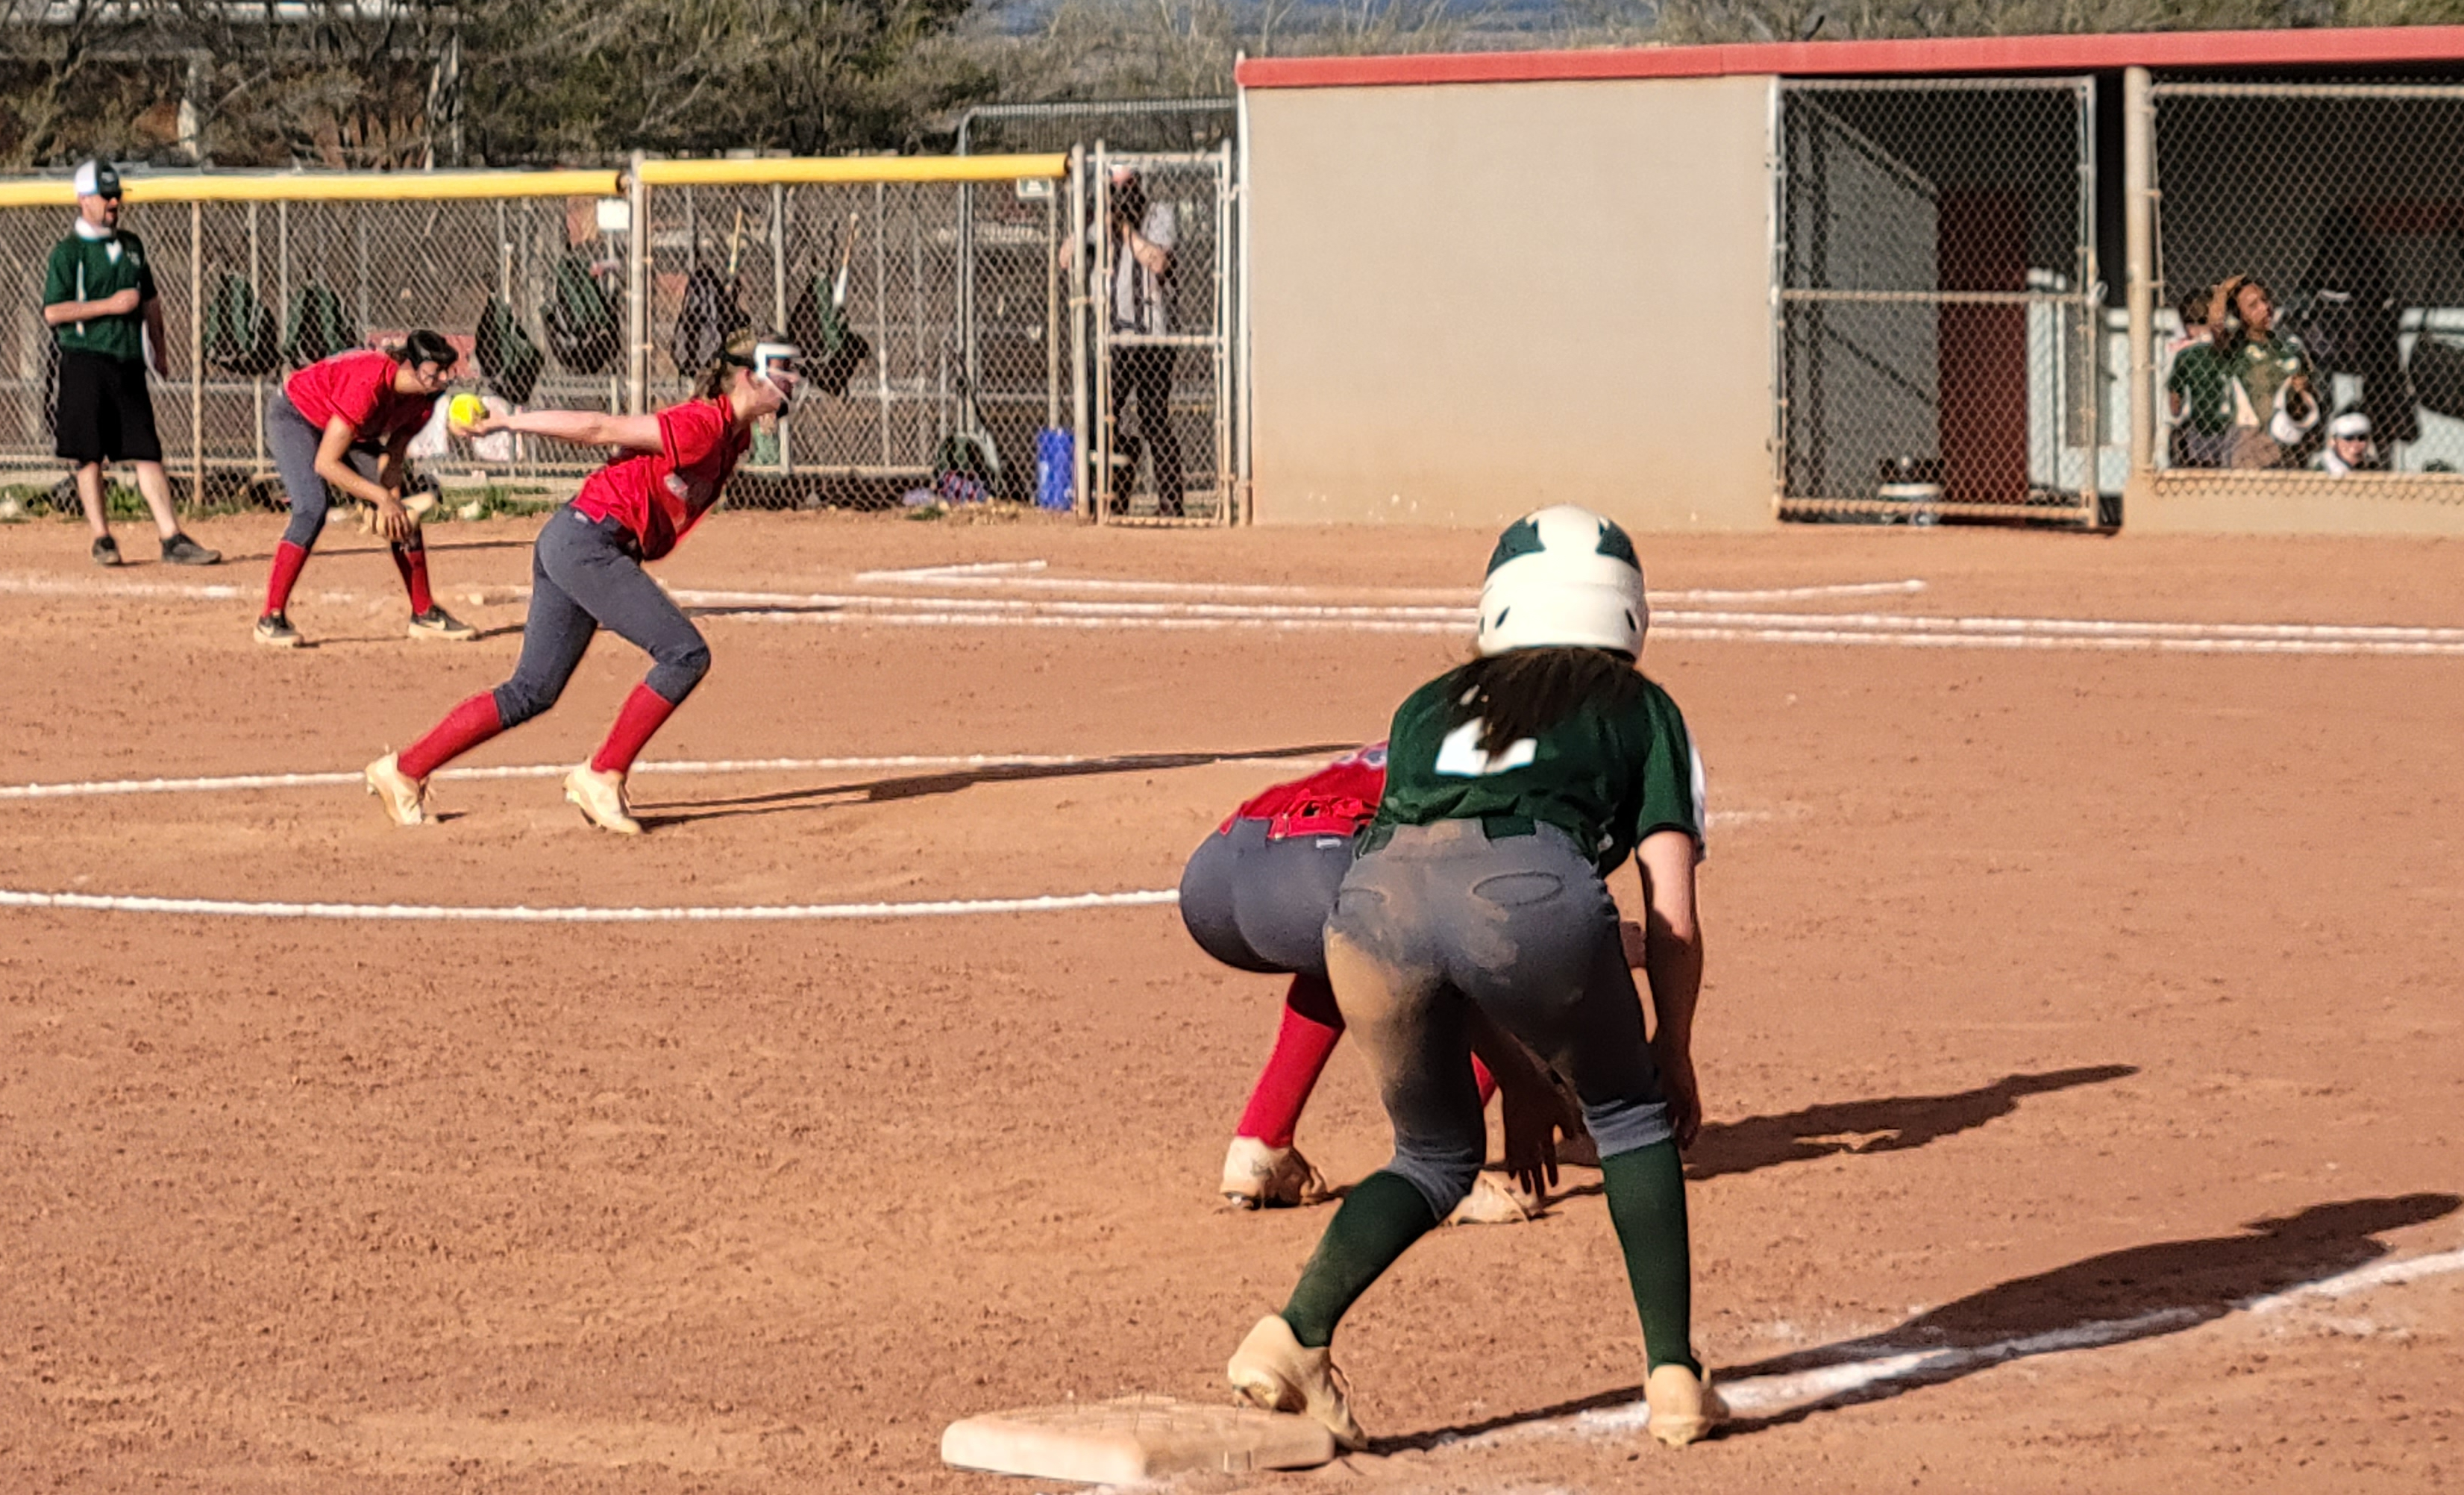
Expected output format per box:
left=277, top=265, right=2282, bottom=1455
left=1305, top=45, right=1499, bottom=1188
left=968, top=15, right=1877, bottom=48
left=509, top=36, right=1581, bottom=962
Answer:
left=0, top=886, right=1179, bottom=923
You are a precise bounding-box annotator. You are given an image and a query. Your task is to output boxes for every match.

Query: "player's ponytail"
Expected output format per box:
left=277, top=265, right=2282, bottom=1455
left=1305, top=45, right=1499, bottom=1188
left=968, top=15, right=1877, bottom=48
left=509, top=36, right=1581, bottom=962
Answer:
left=695, top=328, right=765, bottom=400
left=1451, top=648, right=1643, bottom=758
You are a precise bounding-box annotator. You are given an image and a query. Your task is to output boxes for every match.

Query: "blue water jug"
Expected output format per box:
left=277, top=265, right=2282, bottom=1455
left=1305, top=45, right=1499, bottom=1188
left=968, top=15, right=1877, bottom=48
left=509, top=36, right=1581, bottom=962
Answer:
left=1035, top=428, right=1075, bottom=512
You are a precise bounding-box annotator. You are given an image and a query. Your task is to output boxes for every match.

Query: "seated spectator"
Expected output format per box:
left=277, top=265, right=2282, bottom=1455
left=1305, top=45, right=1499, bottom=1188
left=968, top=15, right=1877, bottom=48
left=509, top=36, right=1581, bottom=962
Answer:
left=2213, top=275, right=2319, bottom=468
left=2165, top=282, right=2233, bottom=469
left=2322, top=410, right=2382, bottom=475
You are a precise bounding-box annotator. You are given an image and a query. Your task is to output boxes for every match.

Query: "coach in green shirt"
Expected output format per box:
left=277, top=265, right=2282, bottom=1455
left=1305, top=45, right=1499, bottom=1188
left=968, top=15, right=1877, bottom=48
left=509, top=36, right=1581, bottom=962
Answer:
left=42, top=160, right=216, bottom=567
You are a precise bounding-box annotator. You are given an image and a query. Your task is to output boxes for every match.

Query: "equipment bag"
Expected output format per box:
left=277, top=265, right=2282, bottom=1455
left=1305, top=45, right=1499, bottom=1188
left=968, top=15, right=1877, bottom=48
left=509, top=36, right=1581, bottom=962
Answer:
left=204, top=272, right=280, bottom=376
left=670, top=263, right=748, bottom=379
left=283, top=282, right=357, bottom=369
left=476, top=296, right=545, bottom=406
left=542, top=251, right=621, bottom=374
left=786, top=272, right=871, bottom=397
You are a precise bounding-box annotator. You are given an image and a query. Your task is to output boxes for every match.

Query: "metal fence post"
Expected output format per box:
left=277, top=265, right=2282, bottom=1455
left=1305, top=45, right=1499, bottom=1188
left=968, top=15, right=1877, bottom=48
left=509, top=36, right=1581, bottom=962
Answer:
left=1091, top=143, right=1110, bottom=524
left=2124, top=66, right=2154, bottom=480
left=627, top=151, right=648, bottom=417
left=1068, top=145, right=1089, bottom=520
left=186, top=199, right=202, bottom=509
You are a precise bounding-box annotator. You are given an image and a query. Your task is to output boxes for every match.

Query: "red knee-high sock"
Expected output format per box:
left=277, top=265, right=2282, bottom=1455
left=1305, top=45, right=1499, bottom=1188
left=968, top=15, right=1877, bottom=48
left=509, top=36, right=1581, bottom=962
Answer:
left=391, top=542, right=433, bottom=614
left=590, top=683, right=679, bottom=775
left=1234, top=974, right=1347, bottom=1149
left=1473, top=1054, right=1498, bottom=1106
left=263, top=540, right=308, bottom=618
left=398, top=691, right=503, bottom=780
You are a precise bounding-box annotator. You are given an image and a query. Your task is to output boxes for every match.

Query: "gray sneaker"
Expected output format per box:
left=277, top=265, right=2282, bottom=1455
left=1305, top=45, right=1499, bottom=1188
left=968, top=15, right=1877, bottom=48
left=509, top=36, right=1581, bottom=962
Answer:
left=253, top=612, right=303, bottom=649
left=90, top=534, right=122, bottom=567
left=160, top=531, right=220, bottom=565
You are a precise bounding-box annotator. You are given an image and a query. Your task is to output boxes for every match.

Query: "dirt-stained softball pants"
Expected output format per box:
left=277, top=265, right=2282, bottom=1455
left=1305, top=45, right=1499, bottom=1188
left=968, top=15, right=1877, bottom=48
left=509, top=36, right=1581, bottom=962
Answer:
left=1323, top=818, right=1673, bottom=1217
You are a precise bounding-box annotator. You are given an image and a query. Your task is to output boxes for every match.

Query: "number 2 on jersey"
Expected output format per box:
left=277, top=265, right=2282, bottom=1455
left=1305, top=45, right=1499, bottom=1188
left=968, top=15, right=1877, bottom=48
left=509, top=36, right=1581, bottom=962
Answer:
left=1434, top=720, right=1537, bottom=777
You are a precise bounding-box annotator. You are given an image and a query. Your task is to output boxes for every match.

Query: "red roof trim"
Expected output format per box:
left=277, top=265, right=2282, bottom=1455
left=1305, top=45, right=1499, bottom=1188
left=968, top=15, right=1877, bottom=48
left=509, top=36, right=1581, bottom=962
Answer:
left=1235, top=25, right=2464, bottom=90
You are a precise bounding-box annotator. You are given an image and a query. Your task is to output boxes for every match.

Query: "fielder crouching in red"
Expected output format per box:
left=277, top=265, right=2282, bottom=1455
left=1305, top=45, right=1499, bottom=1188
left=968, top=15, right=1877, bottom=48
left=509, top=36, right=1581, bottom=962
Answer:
left=364, top=331, right=799, bottom=833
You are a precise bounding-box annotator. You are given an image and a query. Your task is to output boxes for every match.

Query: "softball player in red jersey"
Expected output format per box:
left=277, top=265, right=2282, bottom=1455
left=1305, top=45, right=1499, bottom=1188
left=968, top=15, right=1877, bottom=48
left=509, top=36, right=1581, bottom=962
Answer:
left=257, top=332, right=474, bottom=648
left=363, top=332, right=800, bottom=833
left=1188, top=743, right=1602, bottom=1223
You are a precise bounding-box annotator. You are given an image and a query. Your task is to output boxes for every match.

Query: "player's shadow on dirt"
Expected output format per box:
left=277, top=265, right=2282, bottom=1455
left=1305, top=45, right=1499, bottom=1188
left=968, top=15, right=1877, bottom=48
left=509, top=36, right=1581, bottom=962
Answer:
left=627, top=743, right=1361, bottom=828
left=1683, top=1064, right=2139, bottom=1182
left=1390, top=1191, right=2458, bottom=1452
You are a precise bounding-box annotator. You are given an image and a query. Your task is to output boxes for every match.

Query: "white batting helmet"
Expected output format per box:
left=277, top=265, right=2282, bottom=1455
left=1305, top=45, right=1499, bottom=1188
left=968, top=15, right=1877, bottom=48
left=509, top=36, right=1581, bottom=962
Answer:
left=1476, top=505, right=1648, bottom=658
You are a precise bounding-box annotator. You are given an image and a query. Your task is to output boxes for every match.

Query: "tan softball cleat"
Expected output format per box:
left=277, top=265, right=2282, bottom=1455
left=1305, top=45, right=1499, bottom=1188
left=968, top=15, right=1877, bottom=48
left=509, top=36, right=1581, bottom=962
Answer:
left=563, top=763, right=642, bottom=835
left=1226, top=1314, right=1367, bottom=1452
left=1446, top=1171, right=1540, bottom=1225
left=364, top=753, right=427, bottom=827
left=1643, top=1362, right=1727, bottom=1448
left=1220, top=1138, right=1329, bottom=1210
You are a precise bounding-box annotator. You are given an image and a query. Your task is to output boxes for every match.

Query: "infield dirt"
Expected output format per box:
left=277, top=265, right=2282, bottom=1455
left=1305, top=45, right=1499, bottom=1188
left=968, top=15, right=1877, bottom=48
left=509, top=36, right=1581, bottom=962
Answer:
left=1, top=512, right=2459, bottom=1493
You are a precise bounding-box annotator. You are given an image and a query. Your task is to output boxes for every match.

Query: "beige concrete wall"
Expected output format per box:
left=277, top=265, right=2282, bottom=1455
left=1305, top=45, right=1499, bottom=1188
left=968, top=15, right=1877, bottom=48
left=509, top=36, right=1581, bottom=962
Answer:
left=2126, top=471, right=2464, bottom=536
left=1244, top=75, right=1778, bottom=530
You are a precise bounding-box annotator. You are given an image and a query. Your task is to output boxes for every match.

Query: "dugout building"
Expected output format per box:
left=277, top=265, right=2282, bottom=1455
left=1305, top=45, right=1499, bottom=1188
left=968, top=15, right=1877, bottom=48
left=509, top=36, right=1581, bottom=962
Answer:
left=1235, top=26, right=2464, bottom=534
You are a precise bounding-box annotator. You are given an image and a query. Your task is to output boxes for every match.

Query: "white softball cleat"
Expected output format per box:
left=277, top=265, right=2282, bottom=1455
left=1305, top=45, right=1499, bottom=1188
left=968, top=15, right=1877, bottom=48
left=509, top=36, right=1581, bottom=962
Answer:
left=563, top=763, right=642, bottom=835
left=364, top=753, right=427, bottom=827
left=1226, top=1314, right=1367, bottom=1452
left=1220, top=1138, right=1330, bottom=1210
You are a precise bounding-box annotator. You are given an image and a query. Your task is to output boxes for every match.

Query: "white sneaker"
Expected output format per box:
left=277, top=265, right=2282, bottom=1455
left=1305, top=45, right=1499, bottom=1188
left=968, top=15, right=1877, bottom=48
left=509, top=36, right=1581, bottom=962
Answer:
left=1220, top=1138, right=1329, bottom=1209
left=364, top=753, right=427, bottom=827
left=1226, top=1314, right=1367, bottom=1451
left=1643, top=1362, right=1727, bottom=1448
left=1445, top=1170, right=1539, bottom=1225
left=562, top=763, right=641, bottom=835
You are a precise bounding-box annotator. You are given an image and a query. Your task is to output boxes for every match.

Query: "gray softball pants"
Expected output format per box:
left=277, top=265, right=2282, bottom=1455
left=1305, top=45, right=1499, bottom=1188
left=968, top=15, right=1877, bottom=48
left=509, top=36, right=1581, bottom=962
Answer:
left=493, top=506, right=710, bottom=727
left=1323, top=818, right=1672, bottom=1217
left=267, top=393, right=415, bottom=554
left=1177, top=816, right=1357, bottom=980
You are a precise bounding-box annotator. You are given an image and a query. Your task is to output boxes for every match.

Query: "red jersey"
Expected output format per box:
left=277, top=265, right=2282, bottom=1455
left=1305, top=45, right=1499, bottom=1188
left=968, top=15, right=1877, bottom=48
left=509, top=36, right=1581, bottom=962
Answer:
left=570, top=398, right=747, bottom=562
left=284, top=350, right=436, bottom=443
left=1223, top=742, right=1388, bottom=840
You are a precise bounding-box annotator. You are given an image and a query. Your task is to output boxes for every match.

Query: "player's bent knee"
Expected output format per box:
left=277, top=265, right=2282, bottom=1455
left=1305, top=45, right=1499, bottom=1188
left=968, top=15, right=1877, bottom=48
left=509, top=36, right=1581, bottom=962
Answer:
left=645, top=638, right=710, bottom=705
left=1385, top=1153, right=1481, bottom=1219
left=492, top=677, right=563, bottom=729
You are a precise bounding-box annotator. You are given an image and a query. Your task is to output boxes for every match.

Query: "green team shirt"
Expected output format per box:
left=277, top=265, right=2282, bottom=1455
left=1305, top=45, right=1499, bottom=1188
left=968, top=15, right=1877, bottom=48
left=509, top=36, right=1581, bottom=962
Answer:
left=2231, top=330, right=2313, bottom=418
left=1369, top=665, right=1705, bottom=877
left=2166, top=342, right=2234, bottom=435
left=43, top=229, right=156, bottom=363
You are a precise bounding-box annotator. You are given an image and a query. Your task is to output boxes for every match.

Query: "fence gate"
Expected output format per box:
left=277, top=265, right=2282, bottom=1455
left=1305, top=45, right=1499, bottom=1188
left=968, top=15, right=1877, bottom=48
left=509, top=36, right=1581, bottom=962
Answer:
left=1778, top=78, right=2104, bottom=525
left=1088, top=144, right=1235, bottom=524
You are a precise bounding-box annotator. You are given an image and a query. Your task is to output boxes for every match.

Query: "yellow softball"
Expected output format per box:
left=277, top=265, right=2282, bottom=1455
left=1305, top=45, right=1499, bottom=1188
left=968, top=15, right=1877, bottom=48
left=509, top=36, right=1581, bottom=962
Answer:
left=448, top=392, right=486, bottom=427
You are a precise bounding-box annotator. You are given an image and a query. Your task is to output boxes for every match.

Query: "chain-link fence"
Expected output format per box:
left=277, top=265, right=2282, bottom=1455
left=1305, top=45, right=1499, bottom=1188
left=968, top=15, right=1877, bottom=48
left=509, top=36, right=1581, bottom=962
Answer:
left=1086, top=145, right=1235, bottom=523
left=0, top=158, right=1098, bottom=516
left=0, top=173, right=626, bottom=498
left=2150, top=81, right=2464, bottom=493
left=633, top=163, right=1070, bottom=509
left=1777, top=79, right=2106, bottom=526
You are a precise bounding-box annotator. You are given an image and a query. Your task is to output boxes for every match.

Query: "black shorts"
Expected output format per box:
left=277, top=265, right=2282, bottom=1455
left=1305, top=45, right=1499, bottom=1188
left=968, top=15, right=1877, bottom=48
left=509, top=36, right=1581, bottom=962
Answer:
left=53, top=348, right=162, bottom=465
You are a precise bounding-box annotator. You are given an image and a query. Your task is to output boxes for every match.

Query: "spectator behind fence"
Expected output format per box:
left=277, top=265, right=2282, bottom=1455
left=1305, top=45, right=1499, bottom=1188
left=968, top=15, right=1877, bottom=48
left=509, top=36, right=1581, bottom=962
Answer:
left=2165, top=281, right=2234, bottom=469
left=2322, top=410, right=2382, bottom=475
left=43, top=160, right=219, bottom=568
left=1062, top=164, right=1182, bottom=516
left=2214, top=275, right=2320, bottom=469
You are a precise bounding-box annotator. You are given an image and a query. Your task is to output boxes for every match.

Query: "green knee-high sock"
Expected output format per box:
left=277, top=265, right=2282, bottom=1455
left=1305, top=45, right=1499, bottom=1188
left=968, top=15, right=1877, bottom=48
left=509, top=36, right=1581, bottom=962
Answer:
left=1280, top=1170, right=1440, bottom=1349
left=1601, top=1140, right=1699, bottom=1374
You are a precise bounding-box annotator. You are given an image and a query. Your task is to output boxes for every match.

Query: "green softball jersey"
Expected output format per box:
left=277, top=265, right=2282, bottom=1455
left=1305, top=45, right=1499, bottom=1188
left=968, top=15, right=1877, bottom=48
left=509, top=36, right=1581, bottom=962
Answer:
left=1367, top=665, right=1705, bottom=877
left=44, top=230, right=156, bottom=362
